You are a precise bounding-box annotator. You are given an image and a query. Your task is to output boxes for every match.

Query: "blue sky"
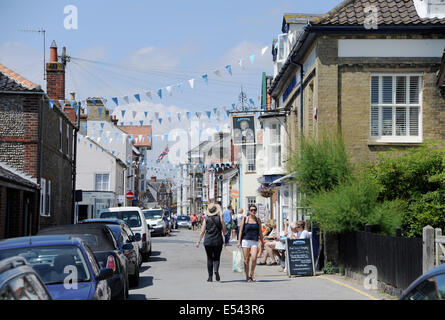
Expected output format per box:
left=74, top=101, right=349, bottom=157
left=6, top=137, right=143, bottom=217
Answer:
left=0, top=0, right=342, bottom=175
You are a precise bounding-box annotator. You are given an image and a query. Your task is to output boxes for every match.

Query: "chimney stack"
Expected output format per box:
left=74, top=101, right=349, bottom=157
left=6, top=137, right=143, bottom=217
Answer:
left=46, top=40, right=65, bottom=101
left=63, top=91, right=77, bottom=124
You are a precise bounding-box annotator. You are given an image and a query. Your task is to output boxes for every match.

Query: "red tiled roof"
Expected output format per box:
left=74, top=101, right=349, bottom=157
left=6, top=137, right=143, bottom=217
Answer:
left=312, top=0, right=445, bottom=26
left=0, top=63, right=42, bottom=92
left=121, top=125, right=152, bottom=148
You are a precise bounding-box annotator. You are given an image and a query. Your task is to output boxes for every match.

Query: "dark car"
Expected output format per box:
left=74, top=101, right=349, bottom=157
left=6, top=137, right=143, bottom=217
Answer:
left=0, top=235, right=113, bottom=300
left=399, top=263, right=445, bottom=300
left=0, top=256, right=52, bottom=300
left=37, top=224, right=129, bottom=300
left=80, top=219, right=141, bottom=286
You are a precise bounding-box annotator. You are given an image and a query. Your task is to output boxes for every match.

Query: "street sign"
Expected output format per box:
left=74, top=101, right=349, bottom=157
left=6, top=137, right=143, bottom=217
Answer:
left=126, top=191, right=135, bottom=200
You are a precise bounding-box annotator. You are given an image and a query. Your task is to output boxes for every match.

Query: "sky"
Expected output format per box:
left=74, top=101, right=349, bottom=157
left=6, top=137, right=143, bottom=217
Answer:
left=0, top=0, right=342, bottom=178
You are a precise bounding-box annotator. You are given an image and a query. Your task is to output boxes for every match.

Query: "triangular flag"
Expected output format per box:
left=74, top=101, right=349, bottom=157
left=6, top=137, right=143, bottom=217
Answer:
left=134, top=94, right=141, bottom=102
left=206, top=111, right=211, bottom=119
left=166, top=86, right=172, bottom=96
left=100, top=122, right=105, bottom=129
left=250, top=54, right=256, bottom=64
left=123, top=96, right=129, bottom=104
left=121, top=110, right=126, bottom=117
left=177, top=113, right=181, bottom=121
left=157, top=89, right=162, bottom=99
left=49, top=99, right=54, bottom=109
left=202, top=74, right=208, bottom=85
left=186, top=112, right=191, bottom=120
left=139, top=120, right=144, bottom=126
left=145, top=91, right=152, bottom=100
left=225, top=65, right=232, bottom=76
left=214, top=70, right=222, bottom=77
left=158, top=118, right=162, bottom=124
left=112, top=97, right=119, bottom=106
left=213, top=107, right=217, bottom=114
left=177, top=82, right=183, bottom=93
left=188, top=78, right=195, bottom=89
left=144, top=111, right=148, bottom=118
left=249, top=98, right=255, bottom=106
left=91, top=98, right=96, bottom=106
left=155, top=112, right=159, bottom=120
left=196, top=112, right=201, bottom=119
left=132, top=111, right=137, bottom=118
left=261, top=46, right=269, bottom=56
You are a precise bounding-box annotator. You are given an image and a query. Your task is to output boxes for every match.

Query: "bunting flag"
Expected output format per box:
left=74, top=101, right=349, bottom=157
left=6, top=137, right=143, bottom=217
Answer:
left=155, top=112, right=159, bottom=120
left=123, top=96, right=129, bottom=104
left=206, top=111, right=211, bottom=119
left=202, top=74, right=208, bottom=85
left=261, top=46, right=269, bottom=56
left=188, top=79, right=195, bottom=89
left=157, top=89, right=162, bottom=99
left=145, top=91, right=152, bottom=100
left=139, top=120, right=144, bottom=126
left=249, top=98, right=255, bottom=106
left=186, top=112, right=191, bottom=120
left=132, top=111, right=137, bottom=118
left=121, top=110, right=126, bottom=117
left=225, top=65, right=232, bottom=76
left=214, top=70, right=222, bottom=77
left=49, top=100, right=54, bottom=109
left=158, top=118, right=162, bottom=124
left=143, top=111, right=148, bottom=118
left=112, top=97, right=119, bottom=106
left=134, top=94, right=141, bottom=102
left=177, top=82, right=183, bottom=93
left=156, top=146, right=169, bottom=163
left=250, top=54, right=256, bottom=64
left=166, top=86, right=172, bottom=96
left=100, top=122, right=105, bottom=129
left=91, top=99, right=96, bottom=106
left=177, top=113, right=181, bottom=121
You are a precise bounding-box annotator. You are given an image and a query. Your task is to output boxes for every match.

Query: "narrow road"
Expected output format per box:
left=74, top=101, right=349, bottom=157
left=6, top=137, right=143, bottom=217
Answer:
left=129, top=228, right=389, bottom=300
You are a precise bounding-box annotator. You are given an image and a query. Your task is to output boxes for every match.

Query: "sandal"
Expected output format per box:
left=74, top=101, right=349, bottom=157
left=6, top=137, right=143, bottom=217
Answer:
left=256, top=261, right=266, bottom=265
left=250, top=275, right=256, bottom=282
left=246, top=276, right=252, bottom=283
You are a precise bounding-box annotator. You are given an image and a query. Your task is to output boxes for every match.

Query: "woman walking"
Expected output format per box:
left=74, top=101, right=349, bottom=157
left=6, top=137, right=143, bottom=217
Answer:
left=237, top=204, right=264, bottom=282
left=196, top=203, right=227, bottom=282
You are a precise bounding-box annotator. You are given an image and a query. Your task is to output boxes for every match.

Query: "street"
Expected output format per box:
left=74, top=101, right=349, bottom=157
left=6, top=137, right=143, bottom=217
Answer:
left=129, top=228, right=389, bottom=300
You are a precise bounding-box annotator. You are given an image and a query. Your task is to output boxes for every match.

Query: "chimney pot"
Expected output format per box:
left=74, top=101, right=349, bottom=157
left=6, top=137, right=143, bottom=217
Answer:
left=50, top=40, right=58, bottom=62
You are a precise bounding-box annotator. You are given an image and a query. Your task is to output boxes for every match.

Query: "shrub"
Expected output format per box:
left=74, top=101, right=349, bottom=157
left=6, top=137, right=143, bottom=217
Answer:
left=288, top=131, right=352, bottom=196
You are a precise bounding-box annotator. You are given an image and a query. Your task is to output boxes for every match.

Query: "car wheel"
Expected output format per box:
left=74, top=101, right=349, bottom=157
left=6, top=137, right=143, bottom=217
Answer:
left=116, top=278, right=127, bottom=300
left=142, top=251, right=149, bottom=262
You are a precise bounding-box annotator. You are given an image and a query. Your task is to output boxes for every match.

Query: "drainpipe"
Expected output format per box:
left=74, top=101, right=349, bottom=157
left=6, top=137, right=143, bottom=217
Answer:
left=71, top=101, right=80, bottom=223
left=37, top=94, right=44, bottom=233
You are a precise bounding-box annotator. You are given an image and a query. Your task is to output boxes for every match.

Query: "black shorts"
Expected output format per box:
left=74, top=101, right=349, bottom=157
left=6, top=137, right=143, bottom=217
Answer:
left=192, top=222, right=197, bottom=226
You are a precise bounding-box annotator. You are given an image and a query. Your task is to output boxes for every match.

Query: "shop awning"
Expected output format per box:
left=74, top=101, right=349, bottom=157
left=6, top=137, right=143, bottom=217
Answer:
left=272, top=172, right=296, bottom=185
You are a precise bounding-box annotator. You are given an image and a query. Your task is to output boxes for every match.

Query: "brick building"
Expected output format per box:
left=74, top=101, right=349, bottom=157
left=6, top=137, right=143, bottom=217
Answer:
left=0, top=41, right=77, bottom=238
left=261, top=0, right=445, bottom=233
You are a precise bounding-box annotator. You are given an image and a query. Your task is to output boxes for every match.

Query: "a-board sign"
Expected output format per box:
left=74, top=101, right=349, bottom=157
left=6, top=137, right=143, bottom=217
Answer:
left=285, top=238, right=315, bottom=276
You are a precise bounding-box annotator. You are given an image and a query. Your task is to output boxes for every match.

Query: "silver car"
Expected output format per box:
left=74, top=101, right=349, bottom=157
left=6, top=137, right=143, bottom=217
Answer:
left=176, top=215, right=192, bottom=229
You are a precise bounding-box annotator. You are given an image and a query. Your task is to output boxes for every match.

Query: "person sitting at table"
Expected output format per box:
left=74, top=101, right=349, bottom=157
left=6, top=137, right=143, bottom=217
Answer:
left=256, top=223, right=281, bottom=266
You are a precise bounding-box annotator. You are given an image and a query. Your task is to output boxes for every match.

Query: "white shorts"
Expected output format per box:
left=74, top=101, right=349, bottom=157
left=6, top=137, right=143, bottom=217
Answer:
left=241, top=239, right=258, bottom=248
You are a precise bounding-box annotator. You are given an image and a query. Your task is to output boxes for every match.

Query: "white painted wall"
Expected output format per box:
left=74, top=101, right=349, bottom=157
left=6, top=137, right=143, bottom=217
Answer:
left=338, top=39, right=445, bottom=58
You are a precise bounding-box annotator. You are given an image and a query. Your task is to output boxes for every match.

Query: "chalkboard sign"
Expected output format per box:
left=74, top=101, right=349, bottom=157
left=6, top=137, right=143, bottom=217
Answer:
left=285, top=238, right=315, bottom=276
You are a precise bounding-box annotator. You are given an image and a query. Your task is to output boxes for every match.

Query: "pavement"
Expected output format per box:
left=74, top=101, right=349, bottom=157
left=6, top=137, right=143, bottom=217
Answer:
left=129, top=229, right=397, bottom=300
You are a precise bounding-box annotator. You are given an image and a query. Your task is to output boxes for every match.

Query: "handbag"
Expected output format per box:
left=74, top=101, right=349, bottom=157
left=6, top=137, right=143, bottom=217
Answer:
left=232, top=248, right=244, bottom=273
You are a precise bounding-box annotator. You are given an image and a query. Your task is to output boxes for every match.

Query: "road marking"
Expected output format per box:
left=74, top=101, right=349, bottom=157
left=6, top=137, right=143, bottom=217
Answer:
left=318, top=275, right=379, bottom=300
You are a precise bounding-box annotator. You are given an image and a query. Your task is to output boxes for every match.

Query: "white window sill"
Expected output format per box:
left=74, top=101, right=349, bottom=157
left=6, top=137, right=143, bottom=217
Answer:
left=368, top=138, right=423, bottom=146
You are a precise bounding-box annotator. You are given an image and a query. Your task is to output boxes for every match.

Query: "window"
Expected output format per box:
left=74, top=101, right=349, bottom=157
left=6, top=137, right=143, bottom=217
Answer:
left=370, top=75, right=422, bottom=142
left=66, top=124, right=70, bottom=157
left=245, top=145, right=256, bottom=172
left=246, top=197, right=256, bottom=210
left=46, top=180, right=51, bottom=217
left=403, top=274, right=445, bottom=300
left=269, top=122, right=282, bottom=168
left=40, top=178, right=46, bottom=217
left=95, top=173, right=110, bottom=191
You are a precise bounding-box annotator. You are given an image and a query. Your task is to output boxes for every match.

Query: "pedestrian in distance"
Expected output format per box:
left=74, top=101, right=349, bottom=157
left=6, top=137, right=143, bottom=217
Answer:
left=162, top=211, right=171, bottom=236
left=191, top=213, right=198, bottom=231
left=231, top=208, right=237, bottom=241
left=223, top=205, right=233, bottom=246
left=196, top=203, right=227, bottom=282
left=237, top=204, right=265, bottom=282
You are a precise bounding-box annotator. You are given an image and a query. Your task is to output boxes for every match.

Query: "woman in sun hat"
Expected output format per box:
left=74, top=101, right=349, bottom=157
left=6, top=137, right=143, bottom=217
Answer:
left=196, top=202, right=227, bottom=282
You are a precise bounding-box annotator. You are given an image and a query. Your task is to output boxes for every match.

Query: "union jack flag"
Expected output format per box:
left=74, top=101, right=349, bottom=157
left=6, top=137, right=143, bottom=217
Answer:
left=156, top=146, right=169, bottom=163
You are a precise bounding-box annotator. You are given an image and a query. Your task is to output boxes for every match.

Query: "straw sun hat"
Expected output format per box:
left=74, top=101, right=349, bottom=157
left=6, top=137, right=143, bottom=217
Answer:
left=206, top=203, right=221, bottom=216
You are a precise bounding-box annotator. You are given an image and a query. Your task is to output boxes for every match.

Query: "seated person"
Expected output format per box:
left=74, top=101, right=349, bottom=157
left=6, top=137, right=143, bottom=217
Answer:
left=257, top=223, right=281, bottom=266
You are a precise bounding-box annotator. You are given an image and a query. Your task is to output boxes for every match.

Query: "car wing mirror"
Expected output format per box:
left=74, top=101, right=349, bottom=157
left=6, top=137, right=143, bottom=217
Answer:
left=123, top=243, right=134, bottom=252
left=134, top=233, right=142, bottom=241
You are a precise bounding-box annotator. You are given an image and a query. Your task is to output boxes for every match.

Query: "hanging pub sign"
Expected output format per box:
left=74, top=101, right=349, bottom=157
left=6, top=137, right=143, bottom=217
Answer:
left=232, top=115, right=256, bottom=145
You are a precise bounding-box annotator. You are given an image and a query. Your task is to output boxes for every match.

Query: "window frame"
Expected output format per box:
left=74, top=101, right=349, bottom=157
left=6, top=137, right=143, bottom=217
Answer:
left=95, top=173, right=110, bottom=191
left=268, top=121, right=282, bottom=170
left=369, top=73, right=423, bottom=143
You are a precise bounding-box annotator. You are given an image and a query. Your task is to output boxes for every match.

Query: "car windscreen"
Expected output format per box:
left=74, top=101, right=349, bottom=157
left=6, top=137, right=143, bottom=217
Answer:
left=177, top=216, right=190, bottom=221
left=143, top=210, right=163, bottom=220
left=100, top=211, right=142, bottom=228
left=0, top=245, right=91, bottom=285
left=38, top=228, right=116, bottom=251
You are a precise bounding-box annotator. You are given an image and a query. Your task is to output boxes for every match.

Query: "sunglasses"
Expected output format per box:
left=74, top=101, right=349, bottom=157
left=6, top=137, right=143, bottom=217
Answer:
left=250, top=209, right=257, bottom=212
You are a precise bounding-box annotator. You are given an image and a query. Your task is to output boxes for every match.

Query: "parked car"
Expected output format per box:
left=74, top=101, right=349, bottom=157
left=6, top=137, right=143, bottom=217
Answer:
left=176, top=215, right=192, bottom=229
left=143, top=208, right=167, bottom=236
left=80, top=219, right=141, bottom=286
left=0, top=235, right=113, bottom=300
left=37, top=224, right=129, bottom=300
left=98, top=207, right=152, bottom=261
left=399, top=264, right=445, bottom=300
left=0, top=256, right=52, bottom=300
left=81, top=218, right=142, bottom=267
